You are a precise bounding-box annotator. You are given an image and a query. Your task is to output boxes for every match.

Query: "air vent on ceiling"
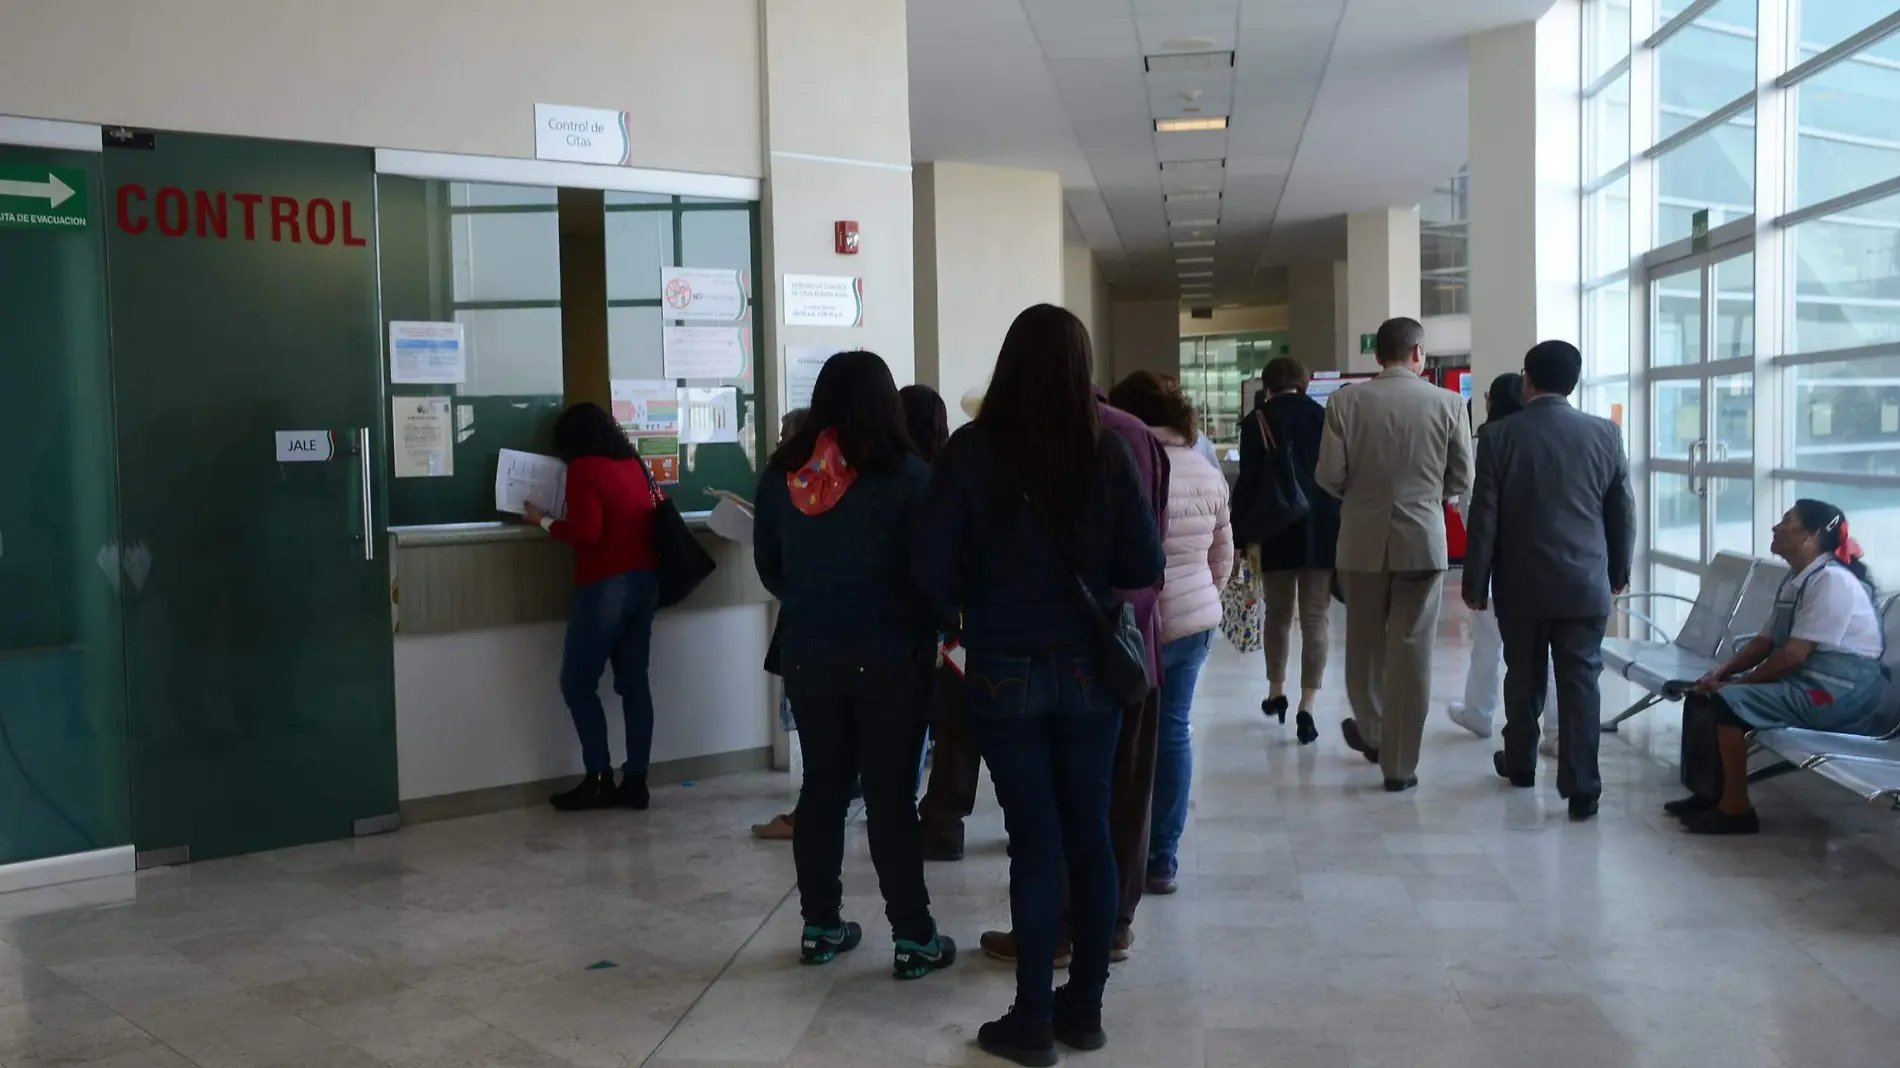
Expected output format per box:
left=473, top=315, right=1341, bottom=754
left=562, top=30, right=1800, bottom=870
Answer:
left=1176, top=256, right=1215, bottom=264
left=1172, top=239, right=1215, bottom=248
left=1178, top=271, right=1214, bottom=279
left=1145, top=51, right=1235, bottom=74
left=1165, top=191, right=1221, bottom=203
left=1160, top=158, right=1225, bottom=174
left=1154, top=116, right=1229, bottom=133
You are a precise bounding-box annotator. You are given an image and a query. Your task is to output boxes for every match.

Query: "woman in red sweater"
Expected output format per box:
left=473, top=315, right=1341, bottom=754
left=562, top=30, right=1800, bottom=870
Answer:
left=523, top=402, right=661, bottom=811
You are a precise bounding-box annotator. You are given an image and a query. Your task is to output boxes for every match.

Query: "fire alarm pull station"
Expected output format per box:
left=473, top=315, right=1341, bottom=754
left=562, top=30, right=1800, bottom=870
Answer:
left=835, top=220, right=860, bottom=255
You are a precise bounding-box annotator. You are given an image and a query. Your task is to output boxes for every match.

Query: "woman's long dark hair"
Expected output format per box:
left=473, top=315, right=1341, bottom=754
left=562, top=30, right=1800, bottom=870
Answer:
left=1793, top=498, right=1872, bottom=585
left=1487, top=373, right=1525, bottom=421
left=899, top=384, right=949, bottom=465
left=976, top=304, right=1103, bottom=531
left=768, top=350, right=913, bottom=475
left=553, top=402, right=636, bottom=462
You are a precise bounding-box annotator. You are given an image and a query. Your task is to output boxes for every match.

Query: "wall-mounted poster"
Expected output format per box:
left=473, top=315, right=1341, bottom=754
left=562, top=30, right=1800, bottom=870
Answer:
left=393, top=395, right=454, bottom=478
left=678, top=387, right=740, bottom=445
left=389, top=321, right=466, bottom=385
left=662, top=325, right=749, bottom=379
left=610, top=379, right=679, bottom=438
left=782, top=274, right=863, bottom=327
left=661, top=266, right=748, bottom=322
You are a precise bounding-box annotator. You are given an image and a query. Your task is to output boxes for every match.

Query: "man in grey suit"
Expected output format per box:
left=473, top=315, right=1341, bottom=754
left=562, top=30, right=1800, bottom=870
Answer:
left=1317, top=318, right=1473, bottom=791
left=1462, top=340, right=1634, bottom=820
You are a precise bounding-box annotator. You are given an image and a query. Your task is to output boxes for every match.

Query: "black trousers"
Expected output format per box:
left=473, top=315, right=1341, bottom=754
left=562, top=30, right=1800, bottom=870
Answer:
left=785, top=653, right=934, bottom=943
left=1679, top=693, right=1745, bottom=801
left=918, top=662, right=981, bottom=852
left=1499, top=616, right=1607, bottom=799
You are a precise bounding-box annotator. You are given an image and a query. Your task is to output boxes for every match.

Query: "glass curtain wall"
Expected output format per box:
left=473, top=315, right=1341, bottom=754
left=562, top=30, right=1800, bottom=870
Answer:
left=1580, top=0, right=1900, bottom=625
left=1179, top=331, right=1289, bottom=444
left=1422, top=167, right=1470, bottom=317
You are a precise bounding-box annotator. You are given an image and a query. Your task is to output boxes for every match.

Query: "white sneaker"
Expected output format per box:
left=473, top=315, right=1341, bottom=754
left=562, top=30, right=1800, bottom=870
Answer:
left=1447, top=703, right=1494, bottom=739
left=1538, top=735, right=1559, bottom=759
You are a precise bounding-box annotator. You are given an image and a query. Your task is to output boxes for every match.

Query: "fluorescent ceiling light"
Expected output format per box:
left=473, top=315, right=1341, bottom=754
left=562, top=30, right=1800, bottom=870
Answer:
left=1172, top=239, right=1215, bottom=248
left=1160, top=159, right=1224, bottom=174
left=1178, top=272, right=1214, bottom=279
left=1169, top=217, right=1219, bottom=227
left=1176, top=256, right=1215, bottom=264
left=1154, top=116, right=1229, bottom=133
left=1166, top=192, right=1220, bottom=203
left=1144, top=51, right=1235, bottom=74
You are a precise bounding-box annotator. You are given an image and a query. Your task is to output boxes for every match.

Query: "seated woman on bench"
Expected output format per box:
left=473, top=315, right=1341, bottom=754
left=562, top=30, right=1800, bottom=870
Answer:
left=1668, top=499, right=1887, bottom=835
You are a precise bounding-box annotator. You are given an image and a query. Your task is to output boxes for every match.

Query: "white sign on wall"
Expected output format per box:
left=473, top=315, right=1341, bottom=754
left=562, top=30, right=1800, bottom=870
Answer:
left=661, top=266, right=749, bottom=322
left=782, top=274, right=863, bottom=327
left=388, top=321, right=466, bottom=385
left=274, top=430, right=334, bottom=463
left=534, top=103, right=631, bottom=166
left=663, top=325, right=750, bottom=380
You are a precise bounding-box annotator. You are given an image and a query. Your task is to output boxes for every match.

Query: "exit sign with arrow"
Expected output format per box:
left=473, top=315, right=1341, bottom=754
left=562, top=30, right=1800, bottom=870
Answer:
left=0, top=165, right=88, bottom=231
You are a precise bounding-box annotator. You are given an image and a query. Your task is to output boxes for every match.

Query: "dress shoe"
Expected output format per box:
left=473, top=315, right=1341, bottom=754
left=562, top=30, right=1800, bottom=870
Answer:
left=550, top=773, right=616, bottom=811
left=1568, top=795, right=1600, bottom=821
left=1681, top=807, right=1760, bottom=835
left=979, top=930, right=1070, bottom=968
left=1383, top=777, right=1418, bottom=792
left=1493, top=751, right=1535, bottom=789
left=1111, top=923, right=1134, bottom=962
left=750, top=812, right=795, bottom=840
left=1262, top=695, right=1288, bottom=723
left=1295, top=710, right=1319, bottom=745
left=1663, top=794, right=1716, bottom=819
left=1145, top=873, right=1178, bottom=896
left=1340, top=719, right=1380, bottom=764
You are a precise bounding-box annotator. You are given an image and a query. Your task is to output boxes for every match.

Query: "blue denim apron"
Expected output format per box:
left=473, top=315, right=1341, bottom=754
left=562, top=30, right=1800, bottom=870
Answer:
left=1720, top=562, right=1890, bottom=735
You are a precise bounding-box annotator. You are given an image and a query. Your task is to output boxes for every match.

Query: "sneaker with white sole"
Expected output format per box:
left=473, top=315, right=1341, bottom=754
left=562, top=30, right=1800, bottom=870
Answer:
left=1538, top=735, right=1560, bottom=759
left=1447, top=703, right=1494, bottom=739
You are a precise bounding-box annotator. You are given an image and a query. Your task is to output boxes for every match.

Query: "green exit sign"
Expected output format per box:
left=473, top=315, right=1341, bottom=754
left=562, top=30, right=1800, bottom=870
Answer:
left=0, top=165, right=88, bottom=231
left=1360, top=333, right=1377, bottom=354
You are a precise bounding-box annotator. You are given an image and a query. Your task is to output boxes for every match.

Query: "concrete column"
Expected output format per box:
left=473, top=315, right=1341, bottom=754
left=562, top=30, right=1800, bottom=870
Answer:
left=1107, top=300, right=1181, bottom=384
left=913, top=161, right=1064, bottom=423
left=760, top=0, right=915, bottom=417
left=1467, top=4, right=1582, bottom=425
left=1344, top=207, right=1422, bottom=372
left=1063, top=239, right=1111, bottom=387
left=1289, top=260, right=1343, bottom=373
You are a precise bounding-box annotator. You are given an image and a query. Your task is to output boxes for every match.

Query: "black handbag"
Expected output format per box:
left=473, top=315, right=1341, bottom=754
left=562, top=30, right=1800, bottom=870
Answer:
left=1235, top=410, right=1311, bottom=544
left=1026, top=495, right=1154, bottom=707
left=635, top=449, right=716, bottom=608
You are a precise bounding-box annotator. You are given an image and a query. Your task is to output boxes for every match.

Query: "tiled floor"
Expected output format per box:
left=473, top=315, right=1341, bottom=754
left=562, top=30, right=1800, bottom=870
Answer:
left=5, top=603, right=1900, bottom=1067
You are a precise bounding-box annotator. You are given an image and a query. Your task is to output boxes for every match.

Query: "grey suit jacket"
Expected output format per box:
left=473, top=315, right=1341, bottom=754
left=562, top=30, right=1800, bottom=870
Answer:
left=1462, top=396, right=1635, bottom=620
left=1316, top=366, right=1472, bottom=572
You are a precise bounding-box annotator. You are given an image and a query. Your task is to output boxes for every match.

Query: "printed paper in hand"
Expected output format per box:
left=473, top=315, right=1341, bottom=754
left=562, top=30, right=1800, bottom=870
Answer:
left=611, top=379, right=679, bottom=437
left=393, top=396, right=454, bottom=478
left=663, top=325, right=749, bottom=380
left=678, top=387, right=740, bottom=445
left=495, top=448, right=567, bottom=518
left=785, top=346, right=842, bottom=411
left=389, top=321, right=466, bottom=385
left=660, top=266, right=748, bottom=322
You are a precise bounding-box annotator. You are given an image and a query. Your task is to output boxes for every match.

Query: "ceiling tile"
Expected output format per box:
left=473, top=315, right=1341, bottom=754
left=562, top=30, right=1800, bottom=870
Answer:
left=1153, top=129, right=1230, bottom=162
left=1029, top=16, right=1141, bottom=61
left=1133, top=14, right=1239, bottom=55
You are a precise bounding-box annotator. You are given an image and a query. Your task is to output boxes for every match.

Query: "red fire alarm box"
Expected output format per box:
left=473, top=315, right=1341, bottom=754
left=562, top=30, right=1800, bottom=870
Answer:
left=835, top=220, right=860, bottom=255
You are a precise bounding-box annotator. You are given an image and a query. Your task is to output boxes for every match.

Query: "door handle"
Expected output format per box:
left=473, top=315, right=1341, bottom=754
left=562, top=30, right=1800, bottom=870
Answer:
left=1689, top=439, right=1707, bottom=498
left=355, top=427, right=375, bottom=561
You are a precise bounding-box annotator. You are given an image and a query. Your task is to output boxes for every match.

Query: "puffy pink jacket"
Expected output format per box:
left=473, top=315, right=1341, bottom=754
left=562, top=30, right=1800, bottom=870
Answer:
left=1152, top=428, right=1234, bottom=643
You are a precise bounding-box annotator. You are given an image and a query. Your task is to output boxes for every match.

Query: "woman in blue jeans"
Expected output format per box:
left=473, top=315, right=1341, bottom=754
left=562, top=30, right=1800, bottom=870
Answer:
left=916, top=305, right=1165, bottom=1066
left=525, top=403, right=661, bottom=812
left=1107, top=371, right=1234, bottom=895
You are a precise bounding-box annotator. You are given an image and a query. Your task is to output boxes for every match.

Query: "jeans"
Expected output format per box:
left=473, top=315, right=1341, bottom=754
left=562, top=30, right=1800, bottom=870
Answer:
left=965, top=652, right=1122, bottom=1022
left=561, top=570, right=660, bottom=775
left=785, top=653, right=935, bottom=943
left=1148, top=630, right=1213, bottom=879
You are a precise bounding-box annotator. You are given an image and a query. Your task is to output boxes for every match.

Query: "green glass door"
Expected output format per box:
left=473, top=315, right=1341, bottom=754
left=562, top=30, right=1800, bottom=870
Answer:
left=0, top=143, right=131, bottom=866
left=104, top=132, right=396, bottom=862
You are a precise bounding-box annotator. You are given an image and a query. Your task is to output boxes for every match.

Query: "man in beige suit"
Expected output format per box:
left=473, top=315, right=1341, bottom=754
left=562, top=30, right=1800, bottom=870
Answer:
left=1316, top=318, right=1472, bottom=791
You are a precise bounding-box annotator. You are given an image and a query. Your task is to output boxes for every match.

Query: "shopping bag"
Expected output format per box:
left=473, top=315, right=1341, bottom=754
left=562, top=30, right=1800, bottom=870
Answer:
left=1220, top=559, right=1266, bottom=653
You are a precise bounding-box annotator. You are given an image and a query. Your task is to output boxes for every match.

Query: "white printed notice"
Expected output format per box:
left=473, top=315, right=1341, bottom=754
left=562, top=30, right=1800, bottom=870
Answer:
left=782, top=274, right=863, bottom=327
left=662, top=325, right=749, bottom=380
left=495, top=448, right=567, bottom=518
left=678, top=387, right=741, bottom=445
left=393, top=396, right=454, bottom=478
left=388, top=321, right=466, bottom=385
left=785, top=346, right=843, bottom=411
left=661, top=266, right=748, bottom=322
left=610, top=379, right=679, bottom=438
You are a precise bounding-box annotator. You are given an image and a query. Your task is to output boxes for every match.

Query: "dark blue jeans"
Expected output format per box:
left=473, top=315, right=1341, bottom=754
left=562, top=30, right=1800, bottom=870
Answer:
left=1148, top=630, right=1213, bottom=878
left=561, top=570, right=660, bottom=775
left=965, top=652, right=1122, bottom=1022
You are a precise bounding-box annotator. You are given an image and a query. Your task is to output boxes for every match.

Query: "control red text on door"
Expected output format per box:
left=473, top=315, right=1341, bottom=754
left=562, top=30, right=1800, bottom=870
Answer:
left=115, top=185, right=367, bottom=246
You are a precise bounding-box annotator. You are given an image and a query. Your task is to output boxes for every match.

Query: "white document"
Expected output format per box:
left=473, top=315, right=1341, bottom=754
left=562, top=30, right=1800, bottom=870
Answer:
left=661, top=266, right=748, bottom=321
left=389, top=321, right=466, bottom=385
left=494, top=448, right=567, bottom=518
left=393, top=396, right=454, bottom=478
left=663, top=325, right=749, bottom=380
left=611, top=379, right=680, bottom=437
left=782, top=274, right=863, bottom=327
left=707, top=497, right=755, bottom=545
left=678, top=387, right=740, bottom=445
left=785, top=346, right=842, bottom=411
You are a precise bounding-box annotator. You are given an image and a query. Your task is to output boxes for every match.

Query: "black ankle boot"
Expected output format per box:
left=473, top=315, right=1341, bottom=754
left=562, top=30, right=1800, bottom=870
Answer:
left=617, top=773, right=649, bottom=810
left=550, top=773, right=615, bottom=811
left=978, top=1008, right=1057, bottom=1067
left=1052, top=985, right=1106, bottom=1051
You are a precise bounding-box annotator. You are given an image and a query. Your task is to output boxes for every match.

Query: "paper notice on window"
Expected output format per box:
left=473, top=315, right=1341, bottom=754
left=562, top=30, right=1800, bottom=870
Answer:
left=785, top=346, right=842, bottom=412
left=661, top=266, right=748, bottom=322
left=678, top=387, right=740, bottom=445
left=663, top=325, right=750, bottom=380
left=393, top=396, right=454, bottom=478
left=611, top=379, right=680, bottom=438
left=389, top=321, right=466, bottom=385
left=494, top=448, right=567, bottom=517
left=1811, top=402, right=1833, bottom=437
left=1883, top=402, right=1899, bottom=435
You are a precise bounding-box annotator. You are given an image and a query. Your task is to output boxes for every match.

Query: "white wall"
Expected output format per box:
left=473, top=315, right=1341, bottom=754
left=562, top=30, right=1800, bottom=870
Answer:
left=913, top=161, right=1064, bottom=421
left=0, top=0, right=762, bottom=178
left=394, top=606, right=771, bottom=801
left=1064, top=241, right=1112, bottom=376
left=1108, top=300, right=1182, bottom=383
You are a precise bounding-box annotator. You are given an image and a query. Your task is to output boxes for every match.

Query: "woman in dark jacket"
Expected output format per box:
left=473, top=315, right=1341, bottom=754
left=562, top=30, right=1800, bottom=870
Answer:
left=1232, top=356, right=1340, bottom=746
left=753, top=351, right=955, bottom=981
left=915, top=305, right=1165, bottom=1065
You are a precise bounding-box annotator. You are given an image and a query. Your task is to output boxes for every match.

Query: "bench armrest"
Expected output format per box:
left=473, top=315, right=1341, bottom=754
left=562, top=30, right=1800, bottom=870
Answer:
left=1613, top=592, right=1692, bottom=643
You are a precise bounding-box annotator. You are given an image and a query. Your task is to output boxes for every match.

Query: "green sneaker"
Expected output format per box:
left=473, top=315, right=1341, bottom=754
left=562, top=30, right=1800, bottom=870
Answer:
left=800, top=921, right=861, bottom=965
left=892, top=931, right=957, bottom=980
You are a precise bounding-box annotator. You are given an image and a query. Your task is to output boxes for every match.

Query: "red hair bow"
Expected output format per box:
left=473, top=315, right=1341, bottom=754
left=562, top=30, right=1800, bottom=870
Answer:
left=1835, top=518, right=1863, bottom=565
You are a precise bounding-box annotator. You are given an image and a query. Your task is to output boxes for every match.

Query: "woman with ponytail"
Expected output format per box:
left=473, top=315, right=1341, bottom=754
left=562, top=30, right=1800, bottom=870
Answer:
left=1667, top=499, right=1889, bottom=834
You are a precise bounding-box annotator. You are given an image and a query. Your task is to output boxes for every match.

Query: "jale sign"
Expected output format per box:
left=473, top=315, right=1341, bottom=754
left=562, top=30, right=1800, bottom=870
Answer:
left=117, top=185, right=367, bottom=246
